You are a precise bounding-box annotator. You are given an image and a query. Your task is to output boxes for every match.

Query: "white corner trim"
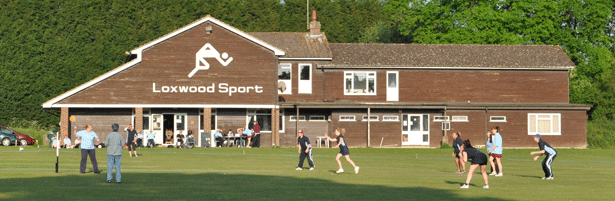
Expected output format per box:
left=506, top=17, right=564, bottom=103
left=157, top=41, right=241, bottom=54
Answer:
left=131, top=16, right=285, bottom=56
left=47, top=104, right=278, bottom=109
left=278, top=58, right=332, bottom=61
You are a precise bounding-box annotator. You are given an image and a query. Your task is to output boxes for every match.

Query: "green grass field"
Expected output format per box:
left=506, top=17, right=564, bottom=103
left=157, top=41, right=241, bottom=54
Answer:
left=1, top=146, right=614, bottom=200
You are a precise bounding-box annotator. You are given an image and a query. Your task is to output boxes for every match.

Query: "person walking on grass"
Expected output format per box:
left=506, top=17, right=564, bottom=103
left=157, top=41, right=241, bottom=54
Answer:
left=487, top=126, right=503, bottom=176
left=105, top=123, right=124, bottom=184
left=530, top=134, right=557, bottom=180
left=124, top=125, right=138, bottom=157
left=325, top=128, right=359, bottom=174
left=75, top=124, right=100, bottom=174
left=460, top=139, right=489, bottom=189
left=451, top=131, right=465, bottom=174
left=296, top=130, right=315, bottom=171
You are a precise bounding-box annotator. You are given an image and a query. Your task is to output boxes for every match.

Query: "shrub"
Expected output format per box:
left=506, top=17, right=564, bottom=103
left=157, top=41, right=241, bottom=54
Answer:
left=587, top=118, right=615, bottom=149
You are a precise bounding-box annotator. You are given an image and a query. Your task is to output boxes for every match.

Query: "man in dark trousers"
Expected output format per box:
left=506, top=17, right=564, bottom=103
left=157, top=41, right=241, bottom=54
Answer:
left=75, top=124, right=100, bottom=174
left=252, top=121, right=261, bottom=148
left=295, top=130, right=314, bottom=171
left=124, top=125, right=138, bottom=157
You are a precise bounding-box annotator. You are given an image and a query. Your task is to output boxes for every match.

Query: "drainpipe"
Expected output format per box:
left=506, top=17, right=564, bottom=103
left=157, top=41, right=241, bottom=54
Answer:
left=367, top=108, right=371, bottom=147
left=484, top=108, right=488, bottom=139
left=443, top=106, right=447, bottom=146
left=321, top=68, right=326, bottom=102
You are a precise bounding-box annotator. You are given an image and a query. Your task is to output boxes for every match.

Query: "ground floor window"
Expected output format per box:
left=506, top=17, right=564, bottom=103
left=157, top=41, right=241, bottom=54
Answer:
left=247, top=109, right=284, bottom=132
left=528, top=113, right=560, bottom=135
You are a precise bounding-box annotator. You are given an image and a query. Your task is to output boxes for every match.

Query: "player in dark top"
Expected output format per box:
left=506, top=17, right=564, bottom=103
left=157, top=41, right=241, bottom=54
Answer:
left=325, top=128, right=359, bottom=174
left=295, top=130, right=314, bottom=170
left=460, top=139, right=489, bottom=189
left=451, top=131, right=465, bottom=174
left=125, top=124, right=138, bottom=157
left=530, top=134, right=558, bottom=179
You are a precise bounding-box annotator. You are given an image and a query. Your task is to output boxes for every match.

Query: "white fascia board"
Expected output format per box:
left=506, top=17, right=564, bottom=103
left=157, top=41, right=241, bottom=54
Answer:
left=48, top=104, right=278, bottom=109
left=130, top=16, right=285, bottom=56
left=278, top=58, right=332, bottom=61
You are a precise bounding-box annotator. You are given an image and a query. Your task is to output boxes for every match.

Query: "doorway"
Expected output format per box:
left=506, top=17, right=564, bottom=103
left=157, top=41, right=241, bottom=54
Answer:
left=402, top=114, right=430, bottom=146
left=163, top=114, right=174, bottom=144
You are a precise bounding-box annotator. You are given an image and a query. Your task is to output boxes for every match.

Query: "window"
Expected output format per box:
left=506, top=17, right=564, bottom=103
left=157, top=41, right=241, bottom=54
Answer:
left=143, top=116, right=150, bottom=130
left=289, top=115, right=306, bottom=121
left=362, top=115, right=379, bottom=121
left=278, top=63, right=291, bottom=80
left=434, top=116, right=449, bottom=122
left=442, top=122, right=451, bottom=130
left=382, top=116, right=399, bottom=121
left=344, top=72, right=376, bottom=95
left=528, top=113, right=561, bottom=135
left=451, top=116, right=468, bottom=122
left=309, top=115, right=326, bottom=121
left=247, top=109, right=272, bottom=132
left=490, top=116, right=507, bottom=122
left=298, top=64, right=312, bottom=94
left=339, top=115, right=356, bottom=121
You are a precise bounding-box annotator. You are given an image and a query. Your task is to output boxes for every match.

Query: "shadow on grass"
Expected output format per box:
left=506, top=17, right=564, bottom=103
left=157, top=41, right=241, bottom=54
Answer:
left=517, top=175, right=542, bottom=179
left=0, top=173, right=513, bottom=201
left=445, top=180, right=480, bottom=187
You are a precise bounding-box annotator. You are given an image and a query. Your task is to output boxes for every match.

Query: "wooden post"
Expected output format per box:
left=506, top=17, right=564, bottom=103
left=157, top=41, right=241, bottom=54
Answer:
left=367, top=108, right=371, bottom=147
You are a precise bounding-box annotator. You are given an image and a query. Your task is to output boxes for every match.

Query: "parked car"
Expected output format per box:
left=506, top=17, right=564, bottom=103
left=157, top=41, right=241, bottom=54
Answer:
left=0, top=126, right=35, bottom=145
left=0, top=127, right=18, bottom=146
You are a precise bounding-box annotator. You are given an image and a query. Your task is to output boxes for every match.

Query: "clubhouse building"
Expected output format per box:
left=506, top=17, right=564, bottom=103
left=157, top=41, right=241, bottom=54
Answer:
left=43, top=15, right=590, bottom=148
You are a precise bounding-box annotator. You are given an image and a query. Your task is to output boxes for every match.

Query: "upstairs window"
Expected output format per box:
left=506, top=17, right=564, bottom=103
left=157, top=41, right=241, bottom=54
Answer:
left=345, top=72, right=376, bottom=95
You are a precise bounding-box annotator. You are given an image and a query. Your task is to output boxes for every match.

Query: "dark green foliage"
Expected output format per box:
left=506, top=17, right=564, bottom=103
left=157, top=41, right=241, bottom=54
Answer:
left=0, top=0, right=386, bottom=128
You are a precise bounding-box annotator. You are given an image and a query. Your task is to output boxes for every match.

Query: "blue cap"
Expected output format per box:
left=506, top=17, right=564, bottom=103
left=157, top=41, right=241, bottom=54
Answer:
left=533, top=134, right=541, bottom=139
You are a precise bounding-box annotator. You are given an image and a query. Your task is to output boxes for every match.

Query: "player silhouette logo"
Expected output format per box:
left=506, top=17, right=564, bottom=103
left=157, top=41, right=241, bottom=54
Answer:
left=189, top=43, right=233, bottom=78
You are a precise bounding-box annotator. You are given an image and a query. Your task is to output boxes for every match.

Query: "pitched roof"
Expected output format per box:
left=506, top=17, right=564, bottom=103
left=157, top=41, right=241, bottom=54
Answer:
left=324, top=43, right=575, bottom=69
left=249, top=32, right=332, bottom=59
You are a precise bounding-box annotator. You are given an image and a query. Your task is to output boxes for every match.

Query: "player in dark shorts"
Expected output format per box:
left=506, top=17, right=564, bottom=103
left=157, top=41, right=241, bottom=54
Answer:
left=295, top=130, right=314, bottom=170
left=125, top=124, right=138, bottom=157
left=460, top=139, right=489, bottom=189
left=530, top=134, right=558, bottom=180
left=325, top=128, right=359, bottom=174
left=451, top=131, right=465, bottom=174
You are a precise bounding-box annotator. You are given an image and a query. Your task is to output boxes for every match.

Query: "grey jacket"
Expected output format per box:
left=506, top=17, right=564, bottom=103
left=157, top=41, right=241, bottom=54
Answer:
left=105, top=132, right=125, bottom=156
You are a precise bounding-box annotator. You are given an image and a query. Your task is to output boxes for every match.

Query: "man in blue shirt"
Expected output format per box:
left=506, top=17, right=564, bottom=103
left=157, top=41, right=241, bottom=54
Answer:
left=214, top=129, right=223, bottom=147
left=75, top=124, right=100, bottom=174
left=146, top=129, right=156, bottom=148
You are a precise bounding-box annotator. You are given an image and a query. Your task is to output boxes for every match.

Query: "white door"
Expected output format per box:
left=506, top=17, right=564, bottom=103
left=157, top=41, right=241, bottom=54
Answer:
left=402, top=114, right=430, bottom=145
left=174, top=114, right=187, bottom=145
left=387, top=71, right=398, bottom=101
left=298, top=64, right=312, bottom=94
left=152, top=114, right=164, bottom=145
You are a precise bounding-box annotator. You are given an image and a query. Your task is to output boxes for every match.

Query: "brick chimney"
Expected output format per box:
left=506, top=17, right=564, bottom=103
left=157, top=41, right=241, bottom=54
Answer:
left=309, top=10, right=322, bottom=37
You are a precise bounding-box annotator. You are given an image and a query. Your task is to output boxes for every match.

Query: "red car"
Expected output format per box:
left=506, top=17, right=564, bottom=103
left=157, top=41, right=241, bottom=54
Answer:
left=0, top=126, right=35, bottom=145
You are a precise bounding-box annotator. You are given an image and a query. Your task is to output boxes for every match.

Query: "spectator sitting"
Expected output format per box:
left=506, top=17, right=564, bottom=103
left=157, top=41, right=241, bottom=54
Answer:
left=176, top=130, right=185, bottom=149
left=136, top=130, right=144, bottom=148
left=236, top=128, right=245, bottom=147
left=62, top=136, right=73, bottom=149
left=225, top=130, right=234, bottom=147
left=146, top=129, right=156, bottom=148
left=74, top=138, right=81, bottom=149
left=51, top=137, right=58, bottom=148
left=185, top=134, right=195, bottom=149
left=214, top=129, right=224, bottom=147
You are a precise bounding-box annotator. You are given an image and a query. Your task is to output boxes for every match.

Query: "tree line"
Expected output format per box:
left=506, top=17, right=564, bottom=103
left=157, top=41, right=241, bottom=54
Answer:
left=0, top=0, right=614, bottom=131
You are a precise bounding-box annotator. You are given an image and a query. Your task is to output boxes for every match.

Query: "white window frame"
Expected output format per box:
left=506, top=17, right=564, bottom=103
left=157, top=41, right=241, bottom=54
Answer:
left=289, top=115, right=306, bottom=121
left=362, top=115, right=379, bottom=121
left=278, top=63, right=292, bottom=95
left=298, top=63, right=312, bottom=94
left=247, top=109, right=276, bottom=133
left=528, top=113, right=561, bottom=135
left=442, top=122, right=451, bottom=130
left=490, top=116, right=507, bottom=122
left=382, top=115, right=400, bottom=122
left=344, top=71, right=377, bottom=95
left=451, top=116, right=468, bottom=122
left=339, top=115, right=356, bottom=121
left=309, top=115, right=326, bottom=121
left=433, top=116, right=449, bottom=122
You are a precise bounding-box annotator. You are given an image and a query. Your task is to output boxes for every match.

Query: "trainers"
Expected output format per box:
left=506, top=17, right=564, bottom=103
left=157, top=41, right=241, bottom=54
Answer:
left=489, top=172, right=497, bottom=176
left=107, top=180, right=111, bottom=183
left=336, top=169, right=344, bottom=173
left=295, top=167, right=302, bottom=170
left=135, top=154, right=138, bottom=157
left=460, top=171, right=466, bottom=174
left=546, top=177, right=554, bottom=180
left=483, top=185, right=489, bottom=189
left=542, top=177, right=547, bottom=180
left=309, top=167, right=314, bottom=171
left=354, top=167, right=360, bottom=174
left=495, top=173, right=503, bottom=177
left=460, top=184, right=469, bottom=189
left=455, top=171, right=461, bottom=174
left=130, top=155, right=133, bottom=157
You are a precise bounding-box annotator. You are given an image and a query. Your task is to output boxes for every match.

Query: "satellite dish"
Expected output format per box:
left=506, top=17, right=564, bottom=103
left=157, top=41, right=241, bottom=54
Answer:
left=278, top=81, right=287, bottom=93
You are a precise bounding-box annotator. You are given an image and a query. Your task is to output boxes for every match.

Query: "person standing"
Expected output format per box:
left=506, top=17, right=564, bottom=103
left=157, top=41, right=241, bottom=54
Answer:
left=487, top=127, right=503, bottom=176
left=295, top=130, right=314, bottom=171
left=252, top=121, right=261, bottom=148
left=75, top=124, right=100, bottom=174
left=486, top=131, right=499, bottom=175
left=325, top=128, right=359, bottom=174
left=451, top=131, right=465, bottom=174
left=460, top=139, right=489, bottom=189
left=105, top=123, right=124, bottom=183
left=146, top=130, right=155, bottom=148
left=243, top=126, right=253, bottom=148
left=530, top=134, right=558, bottom=180
left=124, top=125, right=138, bottom=157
